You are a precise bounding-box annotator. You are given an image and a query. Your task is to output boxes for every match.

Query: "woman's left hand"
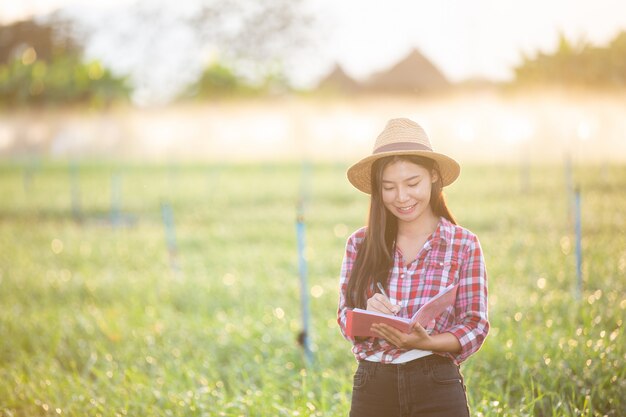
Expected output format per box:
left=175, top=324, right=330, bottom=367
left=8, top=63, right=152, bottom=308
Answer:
left=371, top=322, right=432, bottom=350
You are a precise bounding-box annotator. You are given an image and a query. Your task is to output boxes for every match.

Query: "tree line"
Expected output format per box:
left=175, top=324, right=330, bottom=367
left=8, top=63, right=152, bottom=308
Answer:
left=0, top=0, right=308, bottom=107
left=0, top=18, right=290, bottom=107
left=514, top=32, right=626, bottom=88
left=0, top=19, right=131, bottom=107
left=1, top=14, right=625, bottom=107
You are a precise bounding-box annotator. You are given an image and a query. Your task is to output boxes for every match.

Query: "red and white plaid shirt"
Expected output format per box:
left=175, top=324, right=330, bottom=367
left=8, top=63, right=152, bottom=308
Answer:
left=337, top=217, right=489, bottom=365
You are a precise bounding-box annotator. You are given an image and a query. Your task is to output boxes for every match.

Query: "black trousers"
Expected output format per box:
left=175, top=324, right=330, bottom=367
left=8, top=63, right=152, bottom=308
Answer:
left=349, top=354, right=470, bottom=417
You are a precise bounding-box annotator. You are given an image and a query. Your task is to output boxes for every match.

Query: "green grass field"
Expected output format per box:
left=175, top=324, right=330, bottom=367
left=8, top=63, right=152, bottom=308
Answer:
left=1, top=161, right=625, bottom=416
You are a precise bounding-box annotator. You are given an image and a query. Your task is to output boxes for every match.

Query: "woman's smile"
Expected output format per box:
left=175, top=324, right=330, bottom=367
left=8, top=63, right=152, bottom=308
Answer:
left=395, top=203, right=417, bottom=213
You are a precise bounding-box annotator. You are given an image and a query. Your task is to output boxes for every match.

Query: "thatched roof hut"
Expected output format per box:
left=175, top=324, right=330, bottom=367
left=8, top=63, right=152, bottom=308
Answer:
left=364, top=49, right=449, bottom=93
left=317, top=63, right=360, bottom=93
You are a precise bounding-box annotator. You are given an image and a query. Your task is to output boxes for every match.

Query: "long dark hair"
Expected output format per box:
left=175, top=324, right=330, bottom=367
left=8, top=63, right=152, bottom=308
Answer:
left=345, top=155, right=457, bottom=309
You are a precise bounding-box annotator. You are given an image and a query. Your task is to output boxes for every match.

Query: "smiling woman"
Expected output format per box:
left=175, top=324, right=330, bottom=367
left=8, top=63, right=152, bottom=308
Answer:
left=379, top=159, right=444, bottom=264
left=338, top=118, right=489, bottom=417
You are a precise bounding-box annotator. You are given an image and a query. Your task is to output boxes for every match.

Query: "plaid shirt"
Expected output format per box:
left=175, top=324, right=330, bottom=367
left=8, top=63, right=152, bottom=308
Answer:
left=337, top=217, right=489, bottom=364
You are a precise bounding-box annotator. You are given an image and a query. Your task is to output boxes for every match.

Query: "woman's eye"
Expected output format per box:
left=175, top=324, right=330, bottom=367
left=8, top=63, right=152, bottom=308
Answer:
left=383, top=187, right=394, bottom=191
left=408, top=182, right=419, bottom=187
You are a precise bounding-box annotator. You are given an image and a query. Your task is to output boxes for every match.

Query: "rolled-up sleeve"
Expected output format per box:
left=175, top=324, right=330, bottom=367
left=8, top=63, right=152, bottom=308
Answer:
left=446, top=234, right=489, bottom=363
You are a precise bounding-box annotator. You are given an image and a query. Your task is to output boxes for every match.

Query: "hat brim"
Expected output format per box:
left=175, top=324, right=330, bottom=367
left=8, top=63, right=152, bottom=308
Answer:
left=347, top=150, right=460, bottom=194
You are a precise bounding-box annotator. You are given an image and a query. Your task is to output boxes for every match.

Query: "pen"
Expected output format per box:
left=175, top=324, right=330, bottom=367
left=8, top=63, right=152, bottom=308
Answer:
left=376, top=282, right=397, bottom=315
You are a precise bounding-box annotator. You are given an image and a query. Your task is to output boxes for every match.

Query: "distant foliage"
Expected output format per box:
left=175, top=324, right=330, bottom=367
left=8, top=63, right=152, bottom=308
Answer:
left=0, top=18, right=130, bottom=107
left=0, top=49, right=131, bottom=107
left=514, top=31, right=626, bottom=87
left=181, top=62, right=290, bottom=100
left=184, top=63, right=250, bottom=97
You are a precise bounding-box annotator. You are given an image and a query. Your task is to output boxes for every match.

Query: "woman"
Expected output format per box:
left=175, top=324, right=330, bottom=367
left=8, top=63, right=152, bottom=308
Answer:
left=338, top=118, right=489, bottom=417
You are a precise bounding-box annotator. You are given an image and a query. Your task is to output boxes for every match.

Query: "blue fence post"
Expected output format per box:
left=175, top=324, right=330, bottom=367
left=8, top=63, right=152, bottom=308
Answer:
left=110, top=173, right=122, bottom=227
left=574, top=187, right=583, bottom=300
left=296, top=200, right=313, bottom=365
left=161, top=201, right=181, bottom=277
left=70, top=162, right=81, bottom=221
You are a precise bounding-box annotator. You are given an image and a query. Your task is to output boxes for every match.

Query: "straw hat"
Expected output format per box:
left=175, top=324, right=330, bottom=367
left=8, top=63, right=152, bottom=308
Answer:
left=347, top=118, right=460, bottom=194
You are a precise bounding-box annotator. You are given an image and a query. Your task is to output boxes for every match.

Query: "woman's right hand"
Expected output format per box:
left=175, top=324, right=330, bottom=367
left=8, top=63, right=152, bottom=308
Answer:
left=366, top=293, right=401, bottom=315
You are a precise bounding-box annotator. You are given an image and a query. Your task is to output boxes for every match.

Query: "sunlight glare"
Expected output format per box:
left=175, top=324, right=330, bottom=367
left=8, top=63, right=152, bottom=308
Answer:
left=454, top=121, right=476, bottom=142
left=273, top=307, right=285, bottom=320
left=577, top=119, right=596, bottom=141
left=310, top=285, right=324, bottom=298
left=51, top=239, right=64, bottom=254
left=333, top=223, right=348, bottom=238
left=222, top=273, right=235, bottom=286
left=536, top=277, right=546, bottom=289
left=501, top=116, right=534, bottom=144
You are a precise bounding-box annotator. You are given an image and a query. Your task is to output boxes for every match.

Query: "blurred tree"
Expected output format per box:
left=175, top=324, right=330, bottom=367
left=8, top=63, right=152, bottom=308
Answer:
left=0, top=17, right=79, bottom=64
left=0, top=17, right=131, bottom=107
left=513, top=31, right=626, bottom=88
left=606, top=32, right=626, bottom=85
left=181, top=61, right=290, bottom=99
left=0, top=52, right=132, bottom=107
left=182, top=62, right=250, bottom=98
left=59, top=0, right=314, bottom=103
left=197, top=0, right=314, bottom=67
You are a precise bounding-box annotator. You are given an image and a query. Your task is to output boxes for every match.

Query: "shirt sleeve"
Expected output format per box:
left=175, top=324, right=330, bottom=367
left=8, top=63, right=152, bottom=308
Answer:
left=446, top=234, right=489, bottom=363
left=337, top=230, right=361, bottom=342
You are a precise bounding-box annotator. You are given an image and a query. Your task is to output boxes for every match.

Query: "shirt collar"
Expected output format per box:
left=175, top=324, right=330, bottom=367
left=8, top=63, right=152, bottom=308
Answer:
left=431, top=216, right=454, bottom=246
left=392, top=217, right=454, bottom=254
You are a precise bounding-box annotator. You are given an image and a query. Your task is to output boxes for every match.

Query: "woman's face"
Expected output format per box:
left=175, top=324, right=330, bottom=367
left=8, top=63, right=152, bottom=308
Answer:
left=381, top=159, right=437, bottom=224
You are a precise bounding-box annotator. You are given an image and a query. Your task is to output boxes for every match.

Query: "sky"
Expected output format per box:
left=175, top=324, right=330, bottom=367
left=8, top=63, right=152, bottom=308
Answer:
left=3, top=0, right=626, bottom=102
left=308, top=0, right=626, bottom=83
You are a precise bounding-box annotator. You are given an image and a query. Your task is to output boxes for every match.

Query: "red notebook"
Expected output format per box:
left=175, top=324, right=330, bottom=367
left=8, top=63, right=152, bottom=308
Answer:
left=345, top=284, right=458, bottom=338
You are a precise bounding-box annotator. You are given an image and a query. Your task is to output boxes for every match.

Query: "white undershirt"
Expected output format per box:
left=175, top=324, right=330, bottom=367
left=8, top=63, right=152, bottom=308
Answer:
left=365, top=349, right=433, bottom=364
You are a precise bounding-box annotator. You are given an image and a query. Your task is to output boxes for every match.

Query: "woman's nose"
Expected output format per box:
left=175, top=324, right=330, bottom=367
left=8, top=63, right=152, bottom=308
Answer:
left=397, top=187, right=409, bottom=202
